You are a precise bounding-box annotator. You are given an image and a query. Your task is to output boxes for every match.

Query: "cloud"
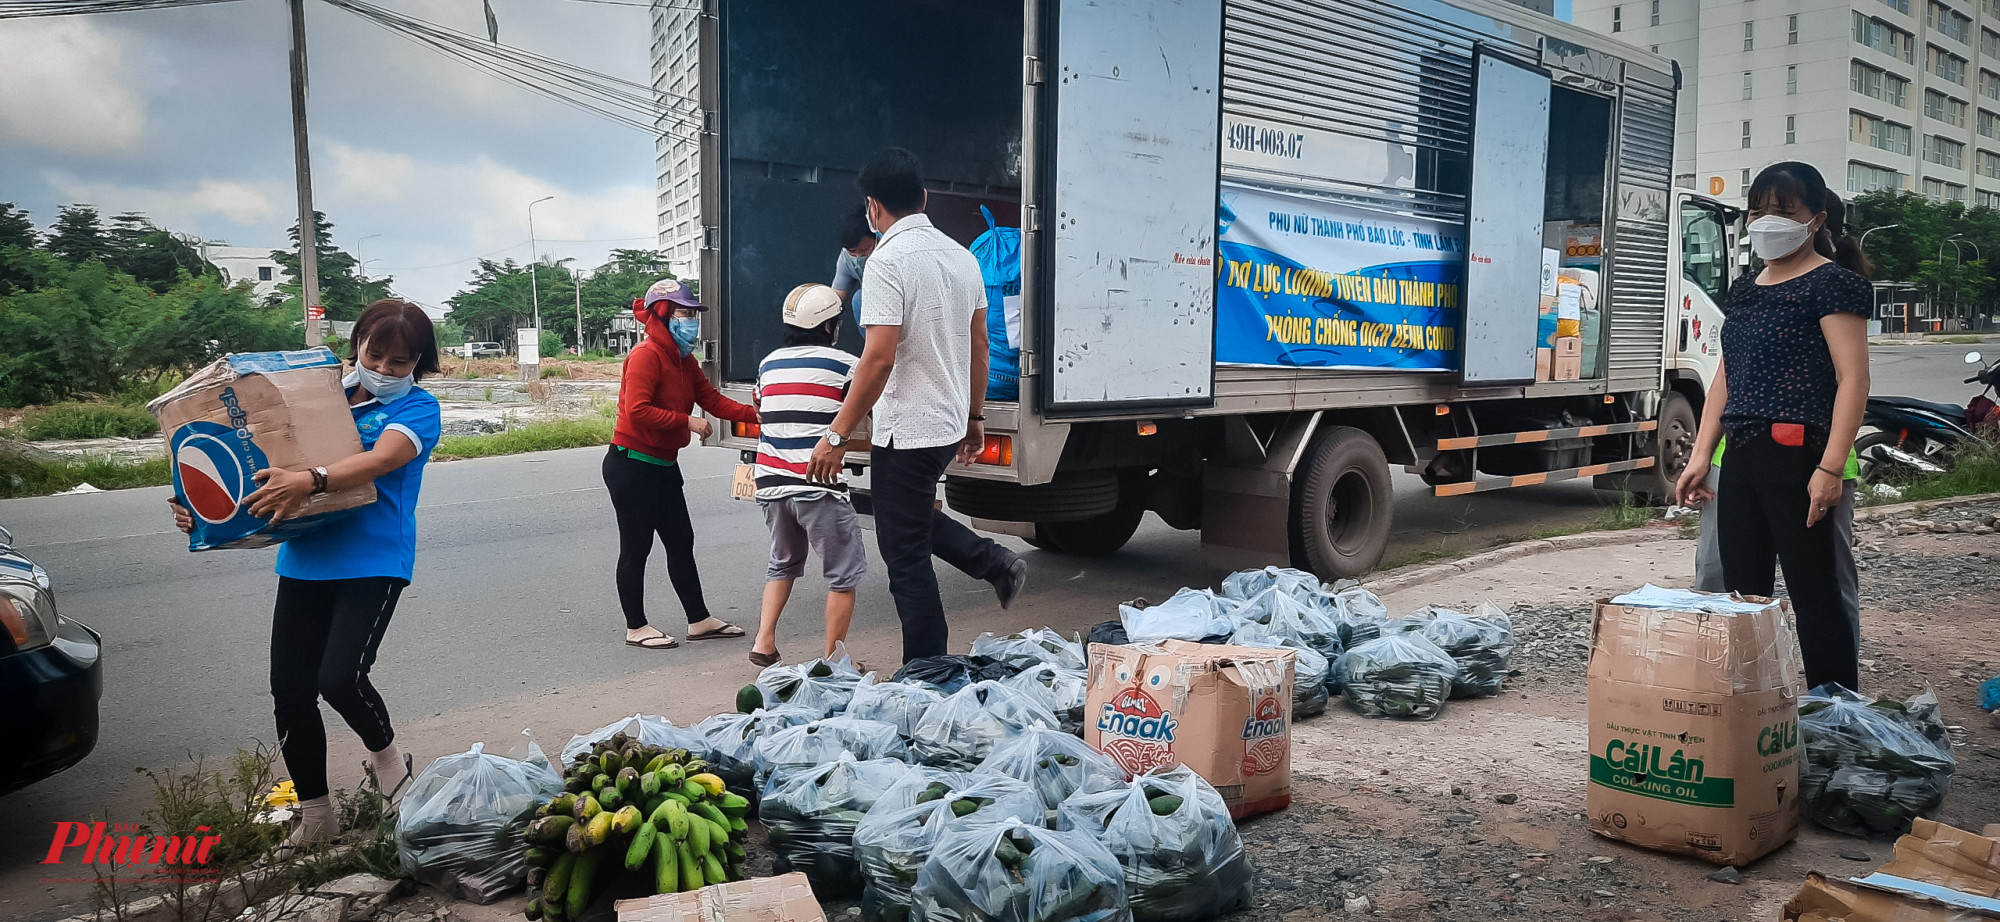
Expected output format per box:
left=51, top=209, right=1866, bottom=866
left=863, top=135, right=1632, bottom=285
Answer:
left=0, top=19, right=147, bottom=154
left=44, top=174, right=286, bottom=227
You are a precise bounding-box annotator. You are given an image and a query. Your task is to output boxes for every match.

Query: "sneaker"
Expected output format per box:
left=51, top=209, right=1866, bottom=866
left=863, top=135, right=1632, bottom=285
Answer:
left=991, top=556, right=1029, bottom=610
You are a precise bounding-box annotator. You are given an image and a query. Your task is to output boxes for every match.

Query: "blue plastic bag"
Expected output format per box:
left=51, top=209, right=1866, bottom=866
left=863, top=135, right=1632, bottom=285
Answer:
left=1982, top=674, right=2000, bottom=711
left=969, top=206, right=1022, bottom=401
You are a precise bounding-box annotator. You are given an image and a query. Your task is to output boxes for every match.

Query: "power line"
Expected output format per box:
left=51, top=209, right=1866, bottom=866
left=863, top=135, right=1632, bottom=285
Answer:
left=0, top=0, right=240, bottom=17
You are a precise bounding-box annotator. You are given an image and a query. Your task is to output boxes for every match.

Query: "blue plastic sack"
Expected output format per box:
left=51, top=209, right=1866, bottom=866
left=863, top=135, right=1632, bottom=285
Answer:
left=1982, top=674, right=2000, bottom=711
left=969, top=206, right=1022, bottom=401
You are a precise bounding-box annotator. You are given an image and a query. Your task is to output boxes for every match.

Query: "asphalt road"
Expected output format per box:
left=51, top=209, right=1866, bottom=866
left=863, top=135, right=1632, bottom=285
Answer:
left=0, top=341, right=1980, bottom=916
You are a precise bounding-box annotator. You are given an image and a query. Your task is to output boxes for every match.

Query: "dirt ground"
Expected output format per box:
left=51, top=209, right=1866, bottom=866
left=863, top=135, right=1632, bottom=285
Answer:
left=438, top=357, right=624, bottom=381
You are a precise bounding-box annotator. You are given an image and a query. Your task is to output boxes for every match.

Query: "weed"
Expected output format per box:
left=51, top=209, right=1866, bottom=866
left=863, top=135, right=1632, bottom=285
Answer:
left=0, top=452, right=171, bottom=498
left=1875, top=440, right=2000, bottom=502
left=432, top=416, right=615, bottom=460
left=539, top=363, right=571, bottom=379
left=13, top=402, right=160, bottom=440
left=1592, top=497, right=1655, bottom=531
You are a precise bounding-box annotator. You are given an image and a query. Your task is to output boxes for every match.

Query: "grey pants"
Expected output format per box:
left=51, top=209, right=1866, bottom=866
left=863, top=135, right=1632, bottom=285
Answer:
left=761, top=493, right=868, bottom=592
left=1693, top=466, right=1861, bottom=660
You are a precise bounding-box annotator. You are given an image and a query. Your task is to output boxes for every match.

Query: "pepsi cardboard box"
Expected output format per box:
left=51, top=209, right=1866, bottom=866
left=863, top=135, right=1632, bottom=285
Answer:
left=1084, top=639, right=1296, bottom=819
left=147, top=348, right=376, bottom=551
left=1588, top=589, right=1806, bottom=866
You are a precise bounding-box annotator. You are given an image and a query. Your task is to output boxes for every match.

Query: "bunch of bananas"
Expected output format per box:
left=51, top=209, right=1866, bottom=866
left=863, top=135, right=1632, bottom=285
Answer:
left=520, top=734, right=751, bottom=920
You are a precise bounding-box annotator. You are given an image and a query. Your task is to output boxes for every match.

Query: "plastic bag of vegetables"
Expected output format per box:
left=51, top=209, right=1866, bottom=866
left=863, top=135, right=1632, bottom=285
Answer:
left=854, top=772, right=1047, bottom=922
left=1798, top=684, right=1956, bottom=838
left=1318, top=583, right=1391, bottom=649
left=892, top=654, right=1021, bottom=695
left=911, top=680, right=1060, bottom=770
left=1055, top=767, right=1252, bottom=922
left=910, top=818, right=1131, bottom=922
left=761, top=754, right=917, bottom=899
left=1231, top=588, right=1343, bottom=662
left=1332, top=633, right=1460, bottom=720
left=973, top=628, right=1088, bottom=671
left=1220, top=566, right=1320, bottom=602
left=694, top=706, right=820, bottom=789
left=754, top=657, right=867, bottom=717
left=1225, top=631, right=1328, bottom=718
left=1410, top=603, right=1514, bottom=698
left=559, top=713, right=706, bottom=768
left=395, top=736, right=563, bottom=903
left=973, top=727, right=1126, bottom=811
left=1004, top=663, right=1091, bottom=736
left=753, top=716, right=911, bottom=794
left=846, top=677, right=946, bottom=739
left=1118, top=589, right=1236, bottom=644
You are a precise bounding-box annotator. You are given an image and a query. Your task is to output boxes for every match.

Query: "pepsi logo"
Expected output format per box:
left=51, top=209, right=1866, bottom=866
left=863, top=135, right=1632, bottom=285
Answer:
left=175, top=433, right=247, bottom=524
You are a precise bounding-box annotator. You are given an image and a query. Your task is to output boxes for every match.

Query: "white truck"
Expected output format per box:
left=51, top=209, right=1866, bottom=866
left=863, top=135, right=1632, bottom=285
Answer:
left=698, top=0, right=1736, bottom=580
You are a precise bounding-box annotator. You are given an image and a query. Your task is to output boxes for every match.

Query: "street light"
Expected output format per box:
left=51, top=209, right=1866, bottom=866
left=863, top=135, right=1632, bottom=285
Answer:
left=527, top=195, right=555, bottom=332
left=1859, top=224, right=1898, bottom=247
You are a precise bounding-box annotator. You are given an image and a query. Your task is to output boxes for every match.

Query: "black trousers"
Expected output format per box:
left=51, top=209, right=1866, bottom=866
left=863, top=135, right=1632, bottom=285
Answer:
left=602, top=446, right=711, bottom=630
left=271, top=575, right=405, bottom=801
left=871, top=442, right=1014, bottom=662
left=1717, top=427, right=1861, bottom=692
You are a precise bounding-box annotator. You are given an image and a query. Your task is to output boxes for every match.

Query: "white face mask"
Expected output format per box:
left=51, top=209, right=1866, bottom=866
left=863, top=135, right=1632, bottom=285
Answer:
left=348, top=364, right=414, bottom=403
left=1748, top=214, right=1816, bottom=261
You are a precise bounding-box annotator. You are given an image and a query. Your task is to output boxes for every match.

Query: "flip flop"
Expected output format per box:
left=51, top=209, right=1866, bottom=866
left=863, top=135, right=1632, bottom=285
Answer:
left=687, top=622, right=746, bottom=640
left=381, top=752, right=415, bottom=804
left=626, top=632, right=680, bottom=650
left=748, top=649, right=781, bottom=668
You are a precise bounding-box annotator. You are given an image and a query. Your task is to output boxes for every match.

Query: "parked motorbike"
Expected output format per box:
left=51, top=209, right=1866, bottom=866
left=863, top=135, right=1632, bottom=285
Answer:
left=1856, top=351, right=1998, bottom=480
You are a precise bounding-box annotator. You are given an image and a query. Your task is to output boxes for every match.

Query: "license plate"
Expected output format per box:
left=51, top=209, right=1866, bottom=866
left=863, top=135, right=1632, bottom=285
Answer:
left=730, top=464, right=757, bottom=501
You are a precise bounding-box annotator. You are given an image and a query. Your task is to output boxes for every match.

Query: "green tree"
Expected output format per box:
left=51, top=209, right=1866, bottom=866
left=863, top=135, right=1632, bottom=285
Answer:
left=1850, top=190, right=1999, bottom=324
left=0, top=203, right=37, bottom=249
left=47, top=204, right=112, bottom=265
left=270, top=212, right=394, bottom=321
left=97, top=212, right=220, bottom=293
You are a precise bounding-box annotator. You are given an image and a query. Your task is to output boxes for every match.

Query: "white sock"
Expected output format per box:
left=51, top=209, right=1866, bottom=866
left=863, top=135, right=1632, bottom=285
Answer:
left=368, top=742, right=407, bottom=790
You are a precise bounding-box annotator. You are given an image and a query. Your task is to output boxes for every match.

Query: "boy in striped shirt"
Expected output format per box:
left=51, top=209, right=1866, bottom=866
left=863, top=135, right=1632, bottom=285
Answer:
left=749, top=284, right=867, bottom=667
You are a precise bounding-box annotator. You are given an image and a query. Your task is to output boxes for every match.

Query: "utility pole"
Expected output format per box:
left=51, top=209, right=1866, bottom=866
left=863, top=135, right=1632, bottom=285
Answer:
left=288, top=0, right=322, bottom=347
left=574, top=269, right=586, bottom=354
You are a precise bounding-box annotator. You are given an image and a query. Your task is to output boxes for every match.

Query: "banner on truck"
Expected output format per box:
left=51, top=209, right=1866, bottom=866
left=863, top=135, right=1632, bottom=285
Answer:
left=1216, top=184, right=1465, bottom=370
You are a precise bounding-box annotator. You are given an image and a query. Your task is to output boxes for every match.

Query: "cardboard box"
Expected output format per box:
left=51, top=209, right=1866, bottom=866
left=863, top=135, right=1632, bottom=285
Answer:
left=1783, top=820, right=2000, bottom=921
left=1535, top=348, right=1553, bottom=382
left=1587, top=592, right=1807, bottom=866
left=1085, top=639, right=1296, bottom=819
left=615, top=872, right=827, bottom=922
left=1553, top=355, right=1582, bottom=381
left=1554, top=336, right=1583, bottom=358
left=147, top=348, right=376, bottom=551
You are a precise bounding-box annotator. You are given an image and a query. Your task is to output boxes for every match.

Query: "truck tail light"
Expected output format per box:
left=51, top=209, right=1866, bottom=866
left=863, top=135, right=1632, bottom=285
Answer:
left=975, top=435, right=1013, bottom=466
left=733, top=421, right=761, bottom=439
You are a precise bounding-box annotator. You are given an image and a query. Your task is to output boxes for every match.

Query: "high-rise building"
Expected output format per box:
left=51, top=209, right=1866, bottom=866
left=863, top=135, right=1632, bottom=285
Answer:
left=1573, top=0, right=2000, bottom=208
left=651, top=1, right=701, bottom=277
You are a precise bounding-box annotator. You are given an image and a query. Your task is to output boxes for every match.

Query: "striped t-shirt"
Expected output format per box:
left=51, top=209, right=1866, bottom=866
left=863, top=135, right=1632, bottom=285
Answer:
left=753, top=345, right=858, bottom=500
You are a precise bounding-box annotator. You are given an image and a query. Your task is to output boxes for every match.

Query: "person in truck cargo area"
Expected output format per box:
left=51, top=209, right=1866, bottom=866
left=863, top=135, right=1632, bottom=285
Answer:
left=748, top=283, right=868, bottom=668
left=831, top=206, right=877, bottom=326
left=604, top=278, right=760, bottom=651
left=1676, top=160, right=1871, bottom=691
left=806, top=147, right=1028, bottom=662
left=168, top=299, right=442, bottom=857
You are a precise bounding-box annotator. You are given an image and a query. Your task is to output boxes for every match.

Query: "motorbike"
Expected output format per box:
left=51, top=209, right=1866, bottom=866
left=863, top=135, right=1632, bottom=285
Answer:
left=1856, top=350, right=1998, bottom=480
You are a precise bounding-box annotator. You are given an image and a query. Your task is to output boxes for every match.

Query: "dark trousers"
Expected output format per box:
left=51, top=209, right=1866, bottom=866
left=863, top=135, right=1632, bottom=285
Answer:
left=871, top=442, right=1014, bottom=661
left=1717, top=428, right=1861, bottom=692
left=602, top=446, right=711, bottom=629
left=271, top=576, right=405, bottom=801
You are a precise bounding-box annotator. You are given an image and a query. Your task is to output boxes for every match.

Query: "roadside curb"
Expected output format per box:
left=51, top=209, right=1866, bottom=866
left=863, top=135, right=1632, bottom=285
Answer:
left=1854, top=491, right=2000, bottom=524
left=1366, top=526, right=1682, bottom=596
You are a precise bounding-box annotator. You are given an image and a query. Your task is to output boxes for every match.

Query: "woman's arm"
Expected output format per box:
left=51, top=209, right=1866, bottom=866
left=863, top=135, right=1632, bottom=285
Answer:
left=690, top=362, right=759, bottom=425
left=1676, top=358, right=1728, bottom=507
left=243, top=430, right=421, bottom=521
left=1811, top=312, right=1870, bottom=526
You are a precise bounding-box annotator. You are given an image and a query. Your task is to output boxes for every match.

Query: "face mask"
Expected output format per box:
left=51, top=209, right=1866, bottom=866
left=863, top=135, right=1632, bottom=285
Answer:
left=669, top=316, right=701, bottom=355
left=1748, top=214, right=1816, bottom=261
left=846, top=251, right=868, bottom=274
left=349, top=364, right=413, bottom=403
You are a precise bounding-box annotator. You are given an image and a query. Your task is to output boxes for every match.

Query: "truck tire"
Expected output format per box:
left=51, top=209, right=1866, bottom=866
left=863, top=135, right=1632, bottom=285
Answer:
left=1288, top=426, right=1394, bottom=580
left=1034, top=484, right=1146, bottom=557
left=1631, top=393, right=1697, bottom=505
left=944, top=472, right=1119, bottom=523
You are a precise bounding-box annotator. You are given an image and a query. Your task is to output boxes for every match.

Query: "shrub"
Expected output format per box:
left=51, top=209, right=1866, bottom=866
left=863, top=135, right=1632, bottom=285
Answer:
left=433, top=416, right=614, bottom=460
left=539, top=363, right=571, bottom=379
left=0, top=452, right=172, bottom=498
left=15, top=402, right=160, bottom=440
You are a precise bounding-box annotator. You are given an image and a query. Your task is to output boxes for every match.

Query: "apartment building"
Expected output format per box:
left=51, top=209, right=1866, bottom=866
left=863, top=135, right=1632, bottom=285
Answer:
left=1574, top=0, right=2000, bottom=207
left=651, top=0, right=701, bottom=277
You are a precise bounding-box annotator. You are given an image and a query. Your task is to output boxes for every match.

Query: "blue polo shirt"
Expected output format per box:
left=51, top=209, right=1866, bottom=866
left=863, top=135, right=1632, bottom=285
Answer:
left=275, top=384, right=442, bottom=583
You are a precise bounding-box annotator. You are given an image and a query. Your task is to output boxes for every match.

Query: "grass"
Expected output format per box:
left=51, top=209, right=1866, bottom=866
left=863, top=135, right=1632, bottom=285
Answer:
left=0, top=453, right=171, bottom=498
left=11, top=401, right=161, bottom=440
left=432, top=415, right=615, bottom=460
left=1874, top=440, right=2000, bottom=502
left=538, top=363, right=571, bottom=379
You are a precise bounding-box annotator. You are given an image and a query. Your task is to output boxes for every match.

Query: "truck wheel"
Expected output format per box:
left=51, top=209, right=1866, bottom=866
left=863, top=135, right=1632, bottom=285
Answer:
left=1034, top=487, right=1146, bottom=557
left=944, top=472, right=1119, bottom=523
left=1288, top=426, right=1393, bottom=580
left=1631, top=393, right=1697, bottom=505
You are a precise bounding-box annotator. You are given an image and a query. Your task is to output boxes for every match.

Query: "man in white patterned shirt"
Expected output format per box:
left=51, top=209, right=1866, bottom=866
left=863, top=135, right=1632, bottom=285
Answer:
left=807, top=147, right=1028, bottom=662
left=750, top=284, right=866, bottom=667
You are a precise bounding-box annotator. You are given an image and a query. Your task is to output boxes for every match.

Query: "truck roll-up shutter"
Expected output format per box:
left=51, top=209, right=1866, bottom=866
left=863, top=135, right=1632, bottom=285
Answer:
left=1604, top=68, right=1676, bottom=391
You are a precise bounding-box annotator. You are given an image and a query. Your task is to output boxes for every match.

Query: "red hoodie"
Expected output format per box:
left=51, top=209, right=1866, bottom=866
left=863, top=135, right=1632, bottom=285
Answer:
left=612, top=311, right=757, bottom=462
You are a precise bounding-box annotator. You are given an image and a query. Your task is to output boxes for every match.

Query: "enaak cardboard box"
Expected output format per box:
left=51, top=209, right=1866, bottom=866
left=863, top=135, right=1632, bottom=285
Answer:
left=1084, top=639, right=1296, bottom=819
left=615, top=872, right=827, bottom=922
left=1783, top=819, right=2000, bottom=922
left=1587, top=592, right=1807, bottom=866
left=147, top=348, right=376, bottom=551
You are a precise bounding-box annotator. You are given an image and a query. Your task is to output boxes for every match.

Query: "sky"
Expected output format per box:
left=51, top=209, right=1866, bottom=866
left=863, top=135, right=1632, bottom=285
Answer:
left=0, top=0, right=660, bottom=310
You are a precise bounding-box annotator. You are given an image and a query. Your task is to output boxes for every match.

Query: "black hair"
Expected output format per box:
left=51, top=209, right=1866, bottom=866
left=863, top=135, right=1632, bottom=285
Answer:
left=350, top=299, right=442, bottom=381
left=859, top=147, right=926, bottom=215
left=1747, top=161, right=1873, bottom=279
left=837, top=207, right=873, bottom=250
left=783, top=316, right=840, bottom=348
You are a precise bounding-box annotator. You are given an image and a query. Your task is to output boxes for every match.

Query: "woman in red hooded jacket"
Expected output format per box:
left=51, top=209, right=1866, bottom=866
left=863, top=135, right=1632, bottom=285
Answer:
left=603, top=278, right=759, bottom=649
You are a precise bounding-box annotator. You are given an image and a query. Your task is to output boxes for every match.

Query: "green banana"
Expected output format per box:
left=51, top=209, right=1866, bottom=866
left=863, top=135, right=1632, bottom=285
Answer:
left=687, top=809, right=711, bottom=855
left=566, top=847, right=600, bottom=919
left=654, top=829, right=680, bottom=893
left=677, top=842, right=701, bottom=893
left=700, top=852, right=728, bottom=885
left=625, top=821, right=658, bottom=872
left=545, top=852, right=577, bottom=904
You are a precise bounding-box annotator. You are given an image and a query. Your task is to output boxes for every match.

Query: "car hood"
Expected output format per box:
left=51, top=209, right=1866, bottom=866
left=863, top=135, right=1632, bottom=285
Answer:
left=0, top=546, right=49, bottom=590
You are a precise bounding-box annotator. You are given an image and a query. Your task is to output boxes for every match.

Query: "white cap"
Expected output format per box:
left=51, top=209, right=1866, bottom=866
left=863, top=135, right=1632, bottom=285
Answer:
left=782, top=283, right=844, bottom=329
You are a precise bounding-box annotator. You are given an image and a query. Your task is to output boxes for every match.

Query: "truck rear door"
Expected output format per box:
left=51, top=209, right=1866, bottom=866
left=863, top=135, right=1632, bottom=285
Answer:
left=1459, top=51, right=1551, bottom=385
left=1030, top=0, right=1224, bottom=414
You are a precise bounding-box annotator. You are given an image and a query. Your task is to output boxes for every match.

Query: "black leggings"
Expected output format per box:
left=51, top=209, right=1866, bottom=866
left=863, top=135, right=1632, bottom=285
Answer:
left=602, top=446, right=711, bottom=630
left=1717, top=427, right=1861, bottom=692
left=271, top=575, right=405, bottom=801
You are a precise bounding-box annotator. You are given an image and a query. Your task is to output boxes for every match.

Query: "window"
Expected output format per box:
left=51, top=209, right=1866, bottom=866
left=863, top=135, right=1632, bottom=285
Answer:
left=1923, top=177, right=1967, bottom=199
left=1787, top=115, right=1798, bottom=143
left=1854, top=13, right=1915, bottom=61
left=1742, top=120, right=1753, bottom=148
left=1853, top=111, right=1916, bottom=153
left=1980, top=109, right=2000, bottom=138
left=1928, top=1, right=1971, bottom=42
left=1981, top=190, right=2000, bottom=209
left=1926, top=134, right=1966, bottom=168
left=1979, top=149, right=2000, bottom=178
left=1789, top=14, right=1800, bottom=43
left=1742, top=168, right=1752, bottom=188
left=1613, top=5, right=1623, bottom=30
left=1984, top=28, right=2000, bottom=57
left=1849, top=161, right=1907, bottom=192
left=1931, top=45, right=1967, bottom=85
left=1744, top=71, right=1755, bottom=99
left=1789, top=64, right=1799, bottom=95
left=1983, top=70, right=2000, bottom=101
left=258, top=266, right=273, bottom=281
left=1745, top=20, right=1756, bottom=50
left=1885, top=0, right=1912, bottom=12
left=1987, top=0, right=2000, bottom=17
left=1851, top=61, right=1910, bottom=106
left=1651, top=0, right=1660, bottom=25
left=1926, top=89, right=1967, bottom=126
left=1680, top=204, right=1731, bottom=303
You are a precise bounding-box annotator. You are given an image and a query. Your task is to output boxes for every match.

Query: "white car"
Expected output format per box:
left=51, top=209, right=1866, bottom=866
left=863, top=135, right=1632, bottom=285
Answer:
left=460, top=342, right=506, bottom=358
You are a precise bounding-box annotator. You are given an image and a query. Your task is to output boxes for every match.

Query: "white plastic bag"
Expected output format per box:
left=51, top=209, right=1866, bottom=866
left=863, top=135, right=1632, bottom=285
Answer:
left=395, top=734, right=562, bottom=904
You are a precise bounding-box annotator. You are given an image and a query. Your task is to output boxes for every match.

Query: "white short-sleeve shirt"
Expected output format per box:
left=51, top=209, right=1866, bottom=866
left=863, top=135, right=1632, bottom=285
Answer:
left=857, top=214, right=987, bottom=450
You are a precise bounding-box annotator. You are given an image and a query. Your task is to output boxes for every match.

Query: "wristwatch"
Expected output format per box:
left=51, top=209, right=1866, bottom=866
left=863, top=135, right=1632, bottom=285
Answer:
left=826, top=430, right=849, bottom=448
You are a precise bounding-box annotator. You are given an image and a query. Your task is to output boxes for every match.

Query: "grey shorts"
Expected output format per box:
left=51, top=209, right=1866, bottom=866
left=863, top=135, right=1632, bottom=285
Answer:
left=761, top=493, right=867, bottom=591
